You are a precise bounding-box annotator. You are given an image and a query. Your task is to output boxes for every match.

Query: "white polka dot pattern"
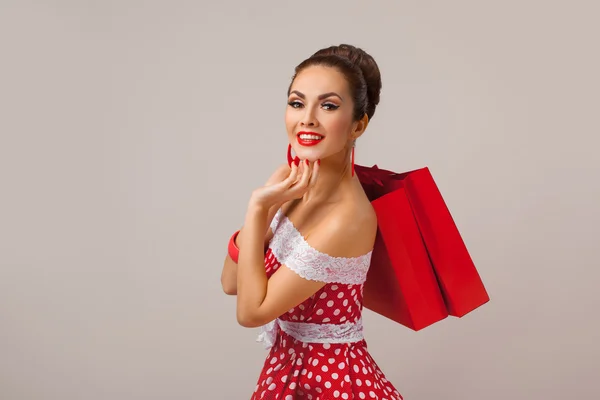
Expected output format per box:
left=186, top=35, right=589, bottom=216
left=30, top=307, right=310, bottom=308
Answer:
left=249, top=210, right=403, bottom=399
left=251, top=328, right=403, bottom=400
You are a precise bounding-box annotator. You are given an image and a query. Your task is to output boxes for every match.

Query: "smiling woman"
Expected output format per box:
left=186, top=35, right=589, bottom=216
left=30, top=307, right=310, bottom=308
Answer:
left=220, top=44, right=403, bottom=399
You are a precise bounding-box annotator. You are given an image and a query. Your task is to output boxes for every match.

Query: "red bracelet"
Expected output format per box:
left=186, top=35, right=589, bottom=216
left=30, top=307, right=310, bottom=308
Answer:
left=228, top=230, right=240, bottom=263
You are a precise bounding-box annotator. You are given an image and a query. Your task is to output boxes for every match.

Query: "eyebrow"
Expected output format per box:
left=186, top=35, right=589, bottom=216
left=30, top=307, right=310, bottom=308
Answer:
left=290, top=90, right=344, bottom=102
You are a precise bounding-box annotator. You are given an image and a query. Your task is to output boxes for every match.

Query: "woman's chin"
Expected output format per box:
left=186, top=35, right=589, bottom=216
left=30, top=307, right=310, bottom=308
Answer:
left=295, top=150, right=321, bottom=162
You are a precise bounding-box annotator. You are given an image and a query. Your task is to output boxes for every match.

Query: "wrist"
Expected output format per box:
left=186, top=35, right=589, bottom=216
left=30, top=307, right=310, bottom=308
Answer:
left=247, top=197, right=271, bottom=214
left=244, top=201, right=270, bottom=231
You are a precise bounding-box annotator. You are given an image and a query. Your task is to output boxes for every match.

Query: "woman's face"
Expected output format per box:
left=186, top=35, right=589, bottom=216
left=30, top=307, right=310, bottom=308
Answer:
left=285, top=65, right=360, bottom=163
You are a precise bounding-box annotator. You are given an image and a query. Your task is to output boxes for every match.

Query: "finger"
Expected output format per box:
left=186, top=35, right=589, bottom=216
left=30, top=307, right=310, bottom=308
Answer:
left=294, top=159, right=312, bottom=189
left=280, top=160, right=299, bottom=187
left=291, top=158, right=304, bottom=185
left=303, top=159, right=312, bottom=181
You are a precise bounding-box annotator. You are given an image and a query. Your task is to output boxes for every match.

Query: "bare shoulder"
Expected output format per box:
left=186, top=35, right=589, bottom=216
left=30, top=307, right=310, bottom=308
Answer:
left=305, top=198, right=377, bottom=258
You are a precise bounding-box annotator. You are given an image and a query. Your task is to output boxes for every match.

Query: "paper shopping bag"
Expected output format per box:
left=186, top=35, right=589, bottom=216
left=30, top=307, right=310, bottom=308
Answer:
left=355, top=165, right=448, bottom=330
left=364, top=187, right=449, bottom=330
left=355, top=164, right=489, bottom=324
left=400, top=167, right=490, bottom=317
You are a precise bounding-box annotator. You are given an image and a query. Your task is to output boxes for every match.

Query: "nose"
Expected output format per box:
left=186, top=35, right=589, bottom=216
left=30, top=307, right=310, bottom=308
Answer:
left=300, top=107, right=318, bottom=127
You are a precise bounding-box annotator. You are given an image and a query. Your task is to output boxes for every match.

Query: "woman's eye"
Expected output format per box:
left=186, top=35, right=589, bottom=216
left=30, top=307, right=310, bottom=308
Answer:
left=322, top=103, right=339, bottom=110
left=288, top=100, right=303, bottom=108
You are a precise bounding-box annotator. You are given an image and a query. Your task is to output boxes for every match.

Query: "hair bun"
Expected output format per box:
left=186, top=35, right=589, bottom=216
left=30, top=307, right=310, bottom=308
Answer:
left=312, top=44, right=382, bottom=120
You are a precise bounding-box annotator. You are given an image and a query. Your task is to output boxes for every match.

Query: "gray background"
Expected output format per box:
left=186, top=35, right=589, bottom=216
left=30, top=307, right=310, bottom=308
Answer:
left=1, top=0, right=598, bottom=399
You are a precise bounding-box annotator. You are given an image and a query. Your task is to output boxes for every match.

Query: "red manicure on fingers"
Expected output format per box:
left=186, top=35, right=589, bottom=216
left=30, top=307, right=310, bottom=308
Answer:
left=294, top=157, right=300, bottom=166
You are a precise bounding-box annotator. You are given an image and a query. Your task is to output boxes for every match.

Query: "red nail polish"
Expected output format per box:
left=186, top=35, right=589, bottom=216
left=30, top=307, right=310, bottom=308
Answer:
left=317, top=159, right=321, bottom=166
left=294, top=158, right=300, bottom=166
left=305, top=159, right=309, bottom=166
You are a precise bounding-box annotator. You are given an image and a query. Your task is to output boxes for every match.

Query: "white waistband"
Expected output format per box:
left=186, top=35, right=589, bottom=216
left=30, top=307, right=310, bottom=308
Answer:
left=256, top=317, right=364, bottom=350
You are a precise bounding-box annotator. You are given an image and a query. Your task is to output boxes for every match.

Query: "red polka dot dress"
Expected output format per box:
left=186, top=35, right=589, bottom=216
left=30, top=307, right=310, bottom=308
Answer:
left=250, top=210, right=403, bottom=400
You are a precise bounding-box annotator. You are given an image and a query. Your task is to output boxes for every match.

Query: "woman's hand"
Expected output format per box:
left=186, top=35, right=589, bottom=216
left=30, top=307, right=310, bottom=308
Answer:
left=249, top=160, right=320, bottom=210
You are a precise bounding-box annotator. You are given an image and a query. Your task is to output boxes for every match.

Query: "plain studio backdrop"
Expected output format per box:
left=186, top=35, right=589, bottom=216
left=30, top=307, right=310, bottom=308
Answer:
left=1, top=1, right=598, bottom=399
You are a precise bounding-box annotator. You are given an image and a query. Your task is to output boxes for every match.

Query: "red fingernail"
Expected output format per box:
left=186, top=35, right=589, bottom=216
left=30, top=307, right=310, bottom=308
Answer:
left=305, top=159, right=309, bottom=166
left=317, top=159, right=321, bottom=166
left=294, top=158, right=300, bottom=166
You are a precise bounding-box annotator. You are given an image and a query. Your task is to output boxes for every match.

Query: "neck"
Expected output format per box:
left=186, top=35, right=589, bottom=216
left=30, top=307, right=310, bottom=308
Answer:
left=301, top=147, right=354, bottom=204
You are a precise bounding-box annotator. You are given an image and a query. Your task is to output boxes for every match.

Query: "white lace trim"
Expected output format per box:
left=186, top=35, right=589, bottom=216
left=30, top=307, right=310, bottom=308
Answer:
left=269, top=208, right=283, bottom=232
left=280, top=318, right=364, bottom=344
left=257, top=318, right=364, bottom=350
left=256, top=320, right=278, bottom=350
left=269, top=209, right=371, bottom=285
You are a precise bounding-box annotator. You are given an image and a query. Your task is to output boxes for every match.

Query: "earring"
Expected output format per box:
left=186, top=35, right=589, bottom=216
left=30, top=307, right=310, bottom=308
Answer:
left=352, top=146, right=355, bottom=177
left=287, top=144, right=293, bottom=167
left=351, top=140, right=356, bottom=177
left=287, top=144, right=299, bottom=167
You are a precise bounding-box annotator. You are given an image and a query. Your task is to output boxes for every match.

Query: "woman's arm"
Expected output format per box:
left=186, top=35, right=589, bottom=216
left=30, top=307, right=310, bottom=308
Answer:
left=220, top=163, right=293, bottom=295
left=220, top=203, right=281, bottom=295
left=232, top=159, right=332, bottom=327
left=235, top=204, right=376, bottom=328
left=220, top=164, right=292, bottom=295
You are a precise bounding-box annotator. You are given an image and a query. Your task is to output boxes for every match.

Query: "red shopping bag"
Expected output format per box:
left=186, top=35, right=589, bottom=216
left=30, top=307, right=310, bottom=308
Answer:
left=399, top=167, right=490, bottom=317
left=355, top=164, right=489, bottom=329
left=366, top=188, right=449, bottom=330
left=355, top=165, right=448, bottom=330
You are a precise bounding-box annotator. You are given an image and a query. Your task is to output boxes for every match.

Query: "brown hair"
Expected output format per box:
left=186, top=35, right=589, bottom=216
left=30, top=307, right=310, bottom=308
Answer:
left=288, top=44, right=382, bottom=121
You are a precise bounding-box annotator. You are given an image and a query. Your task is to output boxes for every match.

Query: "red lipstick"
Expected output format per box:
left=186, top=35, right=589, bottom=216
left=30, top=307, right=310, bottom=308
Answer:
left=296, top=131, right=324, bottom=147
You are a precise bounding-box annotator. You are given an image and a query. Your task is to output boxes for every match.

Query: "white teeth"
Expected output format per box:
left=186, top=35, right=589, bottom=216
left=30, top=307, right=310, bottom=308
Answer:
left=299, top=134, right=323, bottom=140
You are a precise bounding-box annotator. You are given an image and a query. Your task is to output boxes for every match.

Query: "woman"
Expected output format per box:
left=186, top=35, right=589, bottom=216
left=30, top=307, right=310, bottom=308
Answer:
left=221, top=44, right=403, bottom=400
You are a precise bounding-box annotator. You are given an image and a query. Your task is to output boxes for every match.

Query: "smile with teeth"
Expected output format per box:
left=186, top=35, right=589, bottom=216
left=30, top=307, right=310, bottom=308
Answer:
left=297, top=132, right=324, bottom=147
left=298, top=134, right=323, bottom=140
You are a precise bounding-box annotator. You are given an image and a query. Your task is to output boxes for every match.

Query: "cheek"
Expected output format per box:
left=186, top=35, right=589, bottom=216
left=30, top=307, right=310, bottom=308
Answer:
left=284, top=110, right=296, bottom=133
left=324, top=114, right=353, bottom=141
